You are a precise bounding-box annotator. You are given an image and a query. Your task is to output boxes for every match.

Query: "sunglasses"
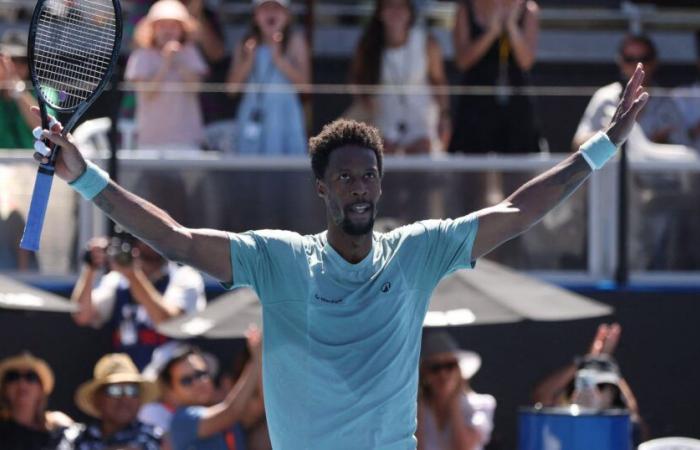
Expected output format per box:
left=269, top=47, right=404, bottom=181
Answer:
left=104, top=383, right=140, bottom=398
left=622, top=54, right=654, bottom=64
left=178, top=369, right=209, bottom=387
left=427, top=361, right=459, bottom=374
left=3, top=370, right=41, bottom=384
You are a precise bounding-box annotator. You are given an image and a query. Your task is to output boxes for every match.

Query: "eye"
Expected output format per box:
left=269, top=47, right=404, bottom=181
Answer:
left=364, top=172, right=376, bottom=179
left=339, top=173, right=350, bottom=181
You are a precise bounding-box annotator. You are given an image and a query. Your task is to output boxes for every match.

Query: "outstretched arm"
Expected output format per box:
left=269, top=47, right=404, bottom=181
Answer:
left=32, top=109, right=233, bottom=284
left=471, top=64, right=649, bottom=259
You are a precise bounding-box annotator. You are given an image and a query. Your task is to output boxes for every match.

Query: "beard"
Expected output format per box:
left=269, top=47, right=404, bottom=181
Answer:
left=340, top=204, right=376, bottom=236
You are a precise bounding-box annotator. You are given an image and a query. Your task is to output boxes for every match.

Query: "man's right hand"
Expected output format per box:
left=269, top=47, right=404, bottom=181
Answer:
left=30, top=107, right=87, bottom=182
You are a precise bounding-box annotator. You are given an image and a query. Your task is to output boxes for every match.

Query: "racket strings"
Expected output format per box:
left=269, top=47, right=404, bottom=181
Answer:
left=33, top=0, right=117, bottom=110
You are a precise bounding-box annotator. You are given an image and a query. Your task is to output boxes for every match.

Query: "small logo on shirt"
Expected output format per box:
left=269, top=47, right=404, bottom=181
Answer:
left=315, top=294, right=343, bottom=304
left=381, top=282, right=392, bottom=293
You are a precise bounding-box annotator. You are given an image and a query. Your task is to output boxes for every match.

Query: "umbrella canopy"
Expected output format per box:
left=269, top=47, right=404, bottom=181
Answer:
left=0, top=275, right=77, bottom=314
left=159, top=260, right=612, bottom=339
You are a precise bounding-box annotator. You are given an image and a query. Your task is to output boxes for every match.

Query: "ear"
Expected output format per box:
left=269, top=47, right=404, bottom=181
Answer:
left=316, top=178, right=327, bottom=199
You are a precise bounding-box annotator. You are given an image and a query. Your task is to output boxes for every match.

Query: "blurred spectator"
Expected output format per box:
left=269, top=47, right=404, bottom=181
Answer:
left=127, top=0, right=209, bottom=149
left=228, top=0, right=309, bottom=155
left=0, top=352, right=73, bottom=450
left=449, top=0, right=542, bottom=154
left=672, top=31, right=700, bottom=151
left=0, top=186, right=37, bottom=271
left=417, top=331, right=495, bottom=450
left=0, top=30, right=41, bottom=150
left=573, top=34, right=689, bottom=149
left=531, top=323, right=648, bottom=444
left=70, top=353, right=162, bottom=449
left=182, top=0, right=234, bottom=127
left=138, top=341, right=219, bottom=431
left=71, top=236, right=206, bottom=370
left=163, top=331, right=261, bottom=450
left=349, top=0, right=451, bottom=154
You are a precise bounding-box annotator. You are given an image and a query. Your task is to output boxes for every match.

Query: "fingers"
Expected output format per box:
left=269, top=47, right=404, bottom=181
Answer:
left=29, top=107, right=63, bottom=133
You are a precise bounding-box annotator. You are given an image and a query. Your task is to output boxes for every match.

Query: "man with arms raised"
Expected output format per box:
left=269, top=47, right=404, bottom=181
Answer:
left=32, top=65, right=648, bottom=449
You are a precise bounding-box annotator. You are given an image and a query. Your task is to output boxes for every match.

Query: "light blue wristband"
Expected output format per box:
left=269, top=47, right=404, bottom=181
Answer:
left=579, top=131, right=618, bottom=170
left=69, top=160, right=110, bottom=200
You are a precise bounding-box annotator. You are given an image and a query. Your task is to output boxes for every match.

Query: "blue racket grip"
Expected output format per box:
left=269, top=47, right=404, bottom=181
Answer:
left=20, top=165, right=56, bottom=251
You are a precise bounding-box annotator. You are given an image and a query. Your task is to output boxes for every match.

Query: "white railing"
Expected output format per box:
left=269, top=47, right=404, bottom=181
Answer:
left=2, top=148, right=699, bottom=287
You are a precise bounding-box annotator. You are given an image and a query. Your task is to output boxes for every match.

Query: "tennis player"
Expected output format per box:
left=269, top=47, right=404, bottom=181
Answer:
left=33, top=65, right=648, bottom=449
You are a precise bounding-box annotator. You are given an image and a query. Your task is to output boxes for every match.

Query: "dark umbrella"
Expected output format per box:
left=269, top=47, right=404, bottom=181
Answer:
left=0, top=274, right=77, bottom=313
left=159, top=260, right=612, bottom=339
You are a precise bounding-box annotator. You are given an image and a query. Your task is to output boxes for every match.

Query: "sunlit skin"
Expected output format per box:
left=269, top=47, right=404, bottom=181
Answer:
left=166, top=354, right=214, bottom=407
left=316, top=146, right=382, bottom=263
left=93, top=383, right=141, bottom=437
left=422, top=353, right=463, bottom=403
left=2, top=368, right=44, bottom=427
left=153, top=19, right=185, bottom=48
left=380, top=0, right=412, bottom=47
left=254, top=1, right=289, bottom=41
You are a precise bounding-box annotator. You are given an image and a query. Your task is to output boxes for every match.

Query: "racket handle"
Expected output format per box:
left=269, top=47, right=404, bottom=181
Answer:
left=20, top=165, right=56, bottom=251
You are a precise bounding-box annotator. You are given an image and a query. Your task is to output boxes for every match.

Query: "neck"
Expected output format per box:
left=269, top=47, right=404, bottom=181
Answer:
left=326, top=226, right=373, bottom=264
left=12, top=406, right=38, bottom=428
left=101, top=419, right=126, bottom=438
left=385, top=27, right=409, bottom=48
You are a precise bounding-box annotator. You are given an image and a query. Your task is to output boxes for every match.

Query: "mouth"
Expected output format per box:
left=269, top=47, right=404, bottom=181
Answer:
left=346, top=202, right=372, bottom=216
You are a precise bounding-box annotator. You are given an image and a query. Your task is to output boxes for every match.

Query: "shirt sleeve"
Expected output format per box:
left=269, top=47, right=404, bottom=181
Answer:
left=170, top=406, right=205, bottom=448
left=574, top=86, right=619, bottom=145
left=405, top=214, right=479, bottom=290
left=163, top=265, right=206, bottom=314
left=90, top=271, right=122, bottom=327
left=222, top=230, right=308, bottom=304
left=125, top=49, right=155, bottom=81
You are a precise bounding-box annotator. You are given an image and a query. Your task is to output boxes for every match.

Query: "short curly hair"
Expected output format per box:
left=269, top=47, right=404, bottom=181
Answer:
left=308, top=119, right=384, bottom=180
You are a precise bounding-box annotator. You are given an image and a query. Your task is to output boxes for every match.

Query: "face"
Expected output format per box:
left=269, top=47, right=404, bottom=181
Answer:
left=93, top=383, right=141, bottom=427
left=317, top=146, right=382, bottom=236
left=152, top=19, right=185, bottom=47
left=379, top=0, right=412, bottom=33
left=422, top=353, right=462, bottom=399
left=166, top=354, right=213, bottom=406
left=2, top=367, right=44, bottom=413
left=254, top=2, right=289, bottom=37
left=618, top=40, right=656, bottom=81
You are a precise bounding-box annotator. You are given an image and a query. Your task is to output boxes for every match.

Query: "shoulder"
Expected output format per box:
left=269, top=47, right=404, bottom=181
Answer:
left=287, top=30, right=309, bottom=52
left=135, top=421, right=164, bottom=441
left=46, top=410, right=74, bottom=429
left=169, top=264, right=204, bottom=283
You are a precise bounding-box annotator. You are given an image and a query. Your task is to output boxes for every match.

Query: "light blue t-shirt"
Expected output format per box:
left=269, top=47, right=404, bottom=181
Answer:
left=226, top=215, right=479, bottom=449
left=170, top=406, right=247, bottom=450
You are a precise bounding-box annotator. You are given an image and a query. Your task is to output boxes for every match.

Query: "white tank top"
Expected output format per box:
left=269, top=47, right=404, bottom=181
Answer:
left=377, top=27, right=440, bottom=150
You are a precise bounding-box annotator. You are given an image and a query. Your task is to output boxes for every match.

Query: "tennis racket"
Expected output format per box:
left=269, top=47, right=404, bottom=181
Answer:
left=20, top=0, right=122, bottom=251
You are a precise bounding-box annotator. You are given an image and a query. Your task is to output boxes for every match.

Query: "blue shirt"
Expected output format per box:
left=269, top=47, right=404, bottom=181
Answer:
left=170, top=406, right=247, bottom=450
left=226, top=215, right=479, bottom=449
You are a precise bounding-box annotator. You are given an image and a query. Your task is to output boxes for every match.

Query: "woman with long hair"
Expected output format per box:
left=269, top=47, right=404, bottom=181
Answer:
left=0, top=353, right=72, bottom=450
left=350, top=0, right=451, bottom=154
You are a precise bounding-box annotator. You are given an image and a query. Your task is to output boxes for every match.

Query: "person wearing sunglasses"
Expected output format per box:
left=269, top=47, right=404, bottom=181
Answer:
left=70, top=353, right=162, bottom=449
left=158, top=330, right=261, bottom=450
left=573, top=34, right=689, bottom=149
left=417, top=332, right=495, bottom=450
left=0, top=352, right=73, bottom=450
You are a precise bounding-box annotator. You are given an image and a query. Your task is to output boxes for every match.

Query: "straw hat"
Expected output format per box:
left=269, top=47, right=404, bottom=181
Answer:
left=421, top=331, right=482, bottom=380
left=75, top=354, right=160, bottom=418
left=0, top=352, right=54, bottom=395
left=133, top=0, right=197, bottom=49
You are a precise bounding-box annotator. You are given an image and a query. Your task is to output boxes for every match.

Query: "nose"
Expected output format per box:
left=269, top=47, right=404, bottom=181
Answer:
left=350, top=178, right=368, bottom=198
